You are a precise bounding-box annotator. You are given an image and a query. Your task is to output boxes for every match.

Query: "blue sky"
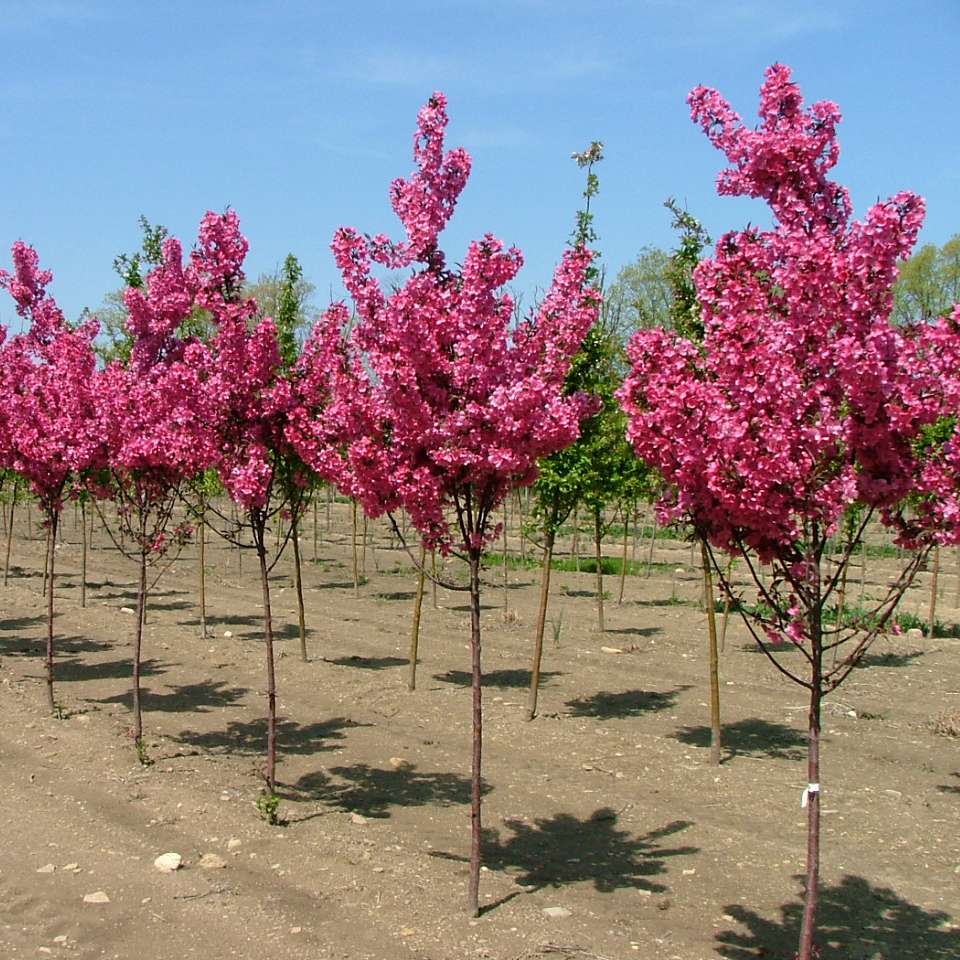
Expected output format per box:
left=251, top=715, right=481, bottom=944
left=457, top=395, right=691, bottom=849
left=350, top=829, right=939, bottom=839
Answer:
left=0, top=0, right=957, bottom=326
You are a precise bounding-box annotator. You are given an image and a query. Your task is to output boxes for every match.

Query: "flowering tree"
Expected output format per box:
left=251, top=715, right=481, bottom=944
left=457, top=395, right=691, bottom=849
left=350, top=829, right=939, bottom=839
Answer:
left=98, top=221, right=222, bottom=757
left=198, top=212, right=311, bottom=813
left=620, top=65, right=960, bottom=959
left=0, top=244, right=103, bottom=713
left=289, top=93, right=599, bottom=915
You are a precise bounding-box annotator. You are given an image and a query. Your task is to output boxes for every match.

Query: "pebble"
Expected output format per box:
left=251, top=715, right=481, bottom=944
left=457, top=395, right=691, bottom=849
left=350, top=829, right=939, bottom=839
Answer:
left=62, top=863, right=80, bottom=872
left=120, top=607, right=135, bottom=615
left=198, top=852, right=226, bottom=870
left=223, top=631, right=233, bottom=638
left=542, top=906, right=571, bottom=919
left=290, top=926, right=302, bottom=935
left=350, top=813, right=368, bottom=825
left=83, top=891, right=110, bottom=904
left=388, top=756, right=412, bottom=770
left=53, top=936, right=67, bottom=944
left=36, top=863, right=56, bottom=874
left=600, top=646, right=623, bottom=655
left=227, top=838, right=242, bottom=851
left=153, top=852, right=183, bottom=873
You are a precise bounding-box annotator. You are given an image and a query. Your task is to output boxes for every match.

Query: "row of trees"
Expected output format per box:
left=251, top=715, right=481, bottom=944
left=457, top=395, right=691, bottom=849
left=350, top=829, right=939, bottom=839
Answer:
left=2, top=66, right=958, bottom=958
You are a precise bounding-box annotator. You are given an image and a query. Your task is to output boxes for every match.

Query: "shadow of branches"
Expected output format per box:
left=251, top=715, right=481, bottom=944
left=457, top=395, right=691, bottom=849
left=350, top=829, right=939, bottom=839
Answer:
left=715, top=874, right=956, bottom=959
left=673, top=717, right=807, bottom=761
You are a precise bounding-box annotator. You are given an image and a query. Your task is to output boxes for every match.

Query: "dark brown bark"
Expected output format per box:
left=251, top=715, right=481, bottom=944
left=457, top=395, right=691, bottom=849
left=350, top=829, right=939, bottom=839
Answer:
left=44, top=511, right=58, bottom=713
left=797, top=568, right=824, bottom=960
left=351, top=500, right=360, bottom=598
left=928, top=546, right=940, bottom=637
left=253, top=511, right=278, bottom=793
left=526, top=528, right=555, bottom=721
left=700, top=539, right=722, bottom=765
left=198, top=501, right=208, bottom=638
left=80, top=500, right=87, bottom=608
left=3, top=479, right=15, bottom=587
left=292, top=515, right=307, bottom=662
left=467, top=545, right=484, bottom=917
left=132, top=538, right=147, bottom=751
left=408, top=543, right=427, bottom=691
left=593, top=507, right=605, bottom=633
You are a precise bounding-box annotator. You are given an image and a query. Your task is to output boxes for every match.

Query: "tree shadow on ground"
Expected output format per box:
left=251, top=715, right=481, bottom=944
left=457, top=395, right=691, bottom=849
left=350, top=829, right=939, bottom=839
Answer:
left=433, top=811, right=697, bottom=897
left=433, top=668, right=561, bottom=689
left=234, top=622, right=308, bottom=643
left=855, top=648, right=925, bottom=669
left=91, top=679, right=248, bottom=714
left=0, top=631, right=111, bottom=657
left=282, top=762, right=487, bottom=818
left=57, top=657, right=167, bottom=683
left=328, top=655, right=409, bottom=671
left=0, top=614, right=46, bottom=632
left=605, top=625, right=661, bottom=637
left=174, top=716, right=364, bottom=755
left=938, top=773, right=959, bottom=795
left=313, top=580, right=363, bottom=590
left=715, top=874, right=956, bottom=959
left=673, top=718, right=807, bottom=761
left=373, top=591, right=416, bottom=602
left=566, top=686, right=687, bottom=719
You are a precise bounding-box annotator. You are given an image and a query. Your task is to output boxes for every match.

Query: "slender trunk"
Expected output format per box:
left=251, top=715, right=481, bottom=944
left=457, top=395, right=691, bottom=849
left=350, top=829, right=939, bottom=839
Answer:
left=42, top=523, right=51, bottom=597
left=518, top=491, right=526, bottom=562
left=572, top=504, right=580, bottom=571
left=502, top=502, right=509, bottom=615
left=80, top=500, right=87, bottom=608
left=700, top=539, right=721, bottom=765
left=928, top=546, right=940, bottom=638
left=132, top=539, right=147, bottom=752
left=3, top=479, right=16, bottom=586
left=430, top=548, right=438, bottom=610
left=44, top=511, right=58, bottom=713
left=645, top=514, right=657, bottom=576
left=361, top=510, right=368, bottom=575
left=526, top=528, right=555, bottom=721
left=292, top=515, right=307, bottom=662
left=198, top=500, right=208, bottom=638
left=351, top=500, right=360, bottom=598
left=467, top=545, right=484, bottom=917
left=408, top=544, right=426, bottom=691
left=617, top=505, right=629, bottom=605
left=254, top=511, right=278, bottom=793
left=719, top=556, right=733, bottom=652
left=797, top=577, right=824, bottom=960
left=594, top=507, right=604, bottom=634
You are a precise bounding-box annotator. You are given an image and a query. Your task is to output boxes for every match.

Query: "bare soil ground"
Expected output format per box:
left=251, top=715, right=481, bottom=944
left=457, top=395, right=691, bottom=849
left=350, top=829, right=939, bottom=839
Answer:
left=0, top=503, right=957, bottom=960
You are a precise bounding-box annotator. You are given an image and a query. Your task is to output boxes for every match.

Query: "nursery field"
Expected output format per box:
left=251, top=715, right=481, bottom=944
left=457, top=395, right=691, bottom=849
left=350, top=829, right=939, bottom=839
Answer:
left=0, top=503, right=957, bottom=960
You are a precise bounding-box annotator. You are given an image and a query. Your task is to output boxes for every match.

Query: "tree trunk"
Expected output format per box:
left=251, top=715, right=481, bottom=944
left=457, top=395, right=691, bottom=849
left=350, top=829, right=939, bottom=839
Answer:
left=361, top=510, right=368, bottom=576
left=594, top=507, right=605, bottom=633
left=80, top=500, right=87, bottom=608
left=502, top=502, right=509, bottom=615
left=928, top=546, right=940, bottom=638
left=798, top=676, right=823, bottom=960
left=526, top=528, right=555, bottom=721
left=572, top=504, right=580, bottom=571
left=351, top=500, right=360, bottom=598
left=132, top=540, right=147, bottom=754
left=618, top=504, right=630, bottom=604
left=700, top=539, right=722, bottom=765
left=408, top=544, right=426, bottom=691
left=44, top=511, right=58, bottom=713
left=254, top=511, right=278, bottom=794
left=645, top=515, right=657, bottom=577
left=292, top=514, right=308, bottom=661
left=198, top=500, right=208, bottom=638
left=3, top=479, right=16, bottom=587
left=467, top=545, right=484, bottom=917
left=797, top=579, right=824, bottom=960
left=42, top=523, right=51, bottom=598
left=430, top=548, right=438, bottom=610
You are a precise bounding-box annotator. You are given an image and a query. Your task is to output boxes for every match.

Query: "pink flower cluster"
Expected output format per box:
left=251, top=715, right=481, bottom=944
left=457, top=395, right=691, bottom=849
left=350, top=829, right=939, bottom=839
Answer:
left=289, top=92, right=599, bottom=549
left=620, top=65, right=960, bottom=562
left=0, top=243, right=103, bottom=508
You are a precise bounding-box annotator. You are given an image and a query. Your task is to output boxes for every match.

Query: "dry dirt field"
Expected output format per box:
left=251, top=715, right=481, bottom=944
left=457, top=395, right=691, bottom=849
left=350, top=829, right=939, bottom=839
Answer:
left=0, top=503, right=957, bottom=960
